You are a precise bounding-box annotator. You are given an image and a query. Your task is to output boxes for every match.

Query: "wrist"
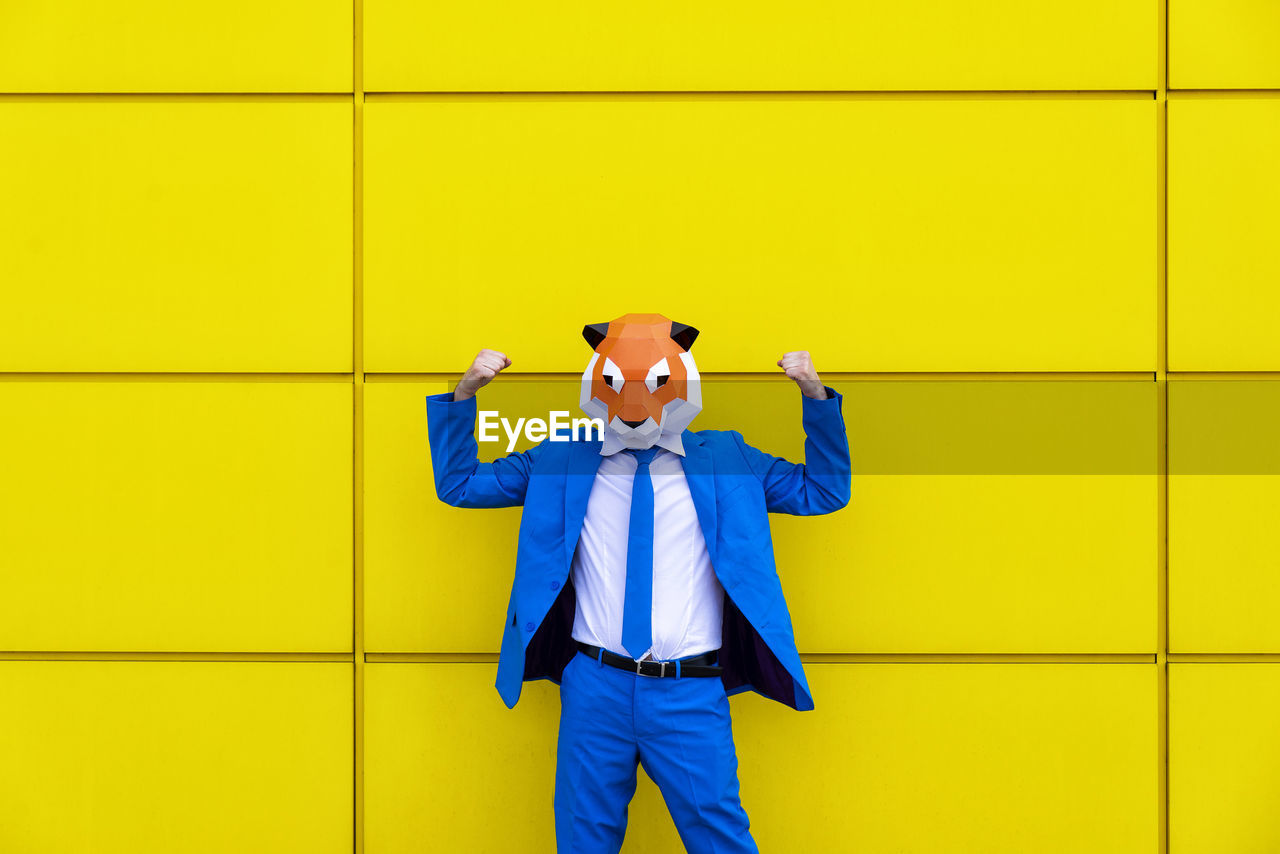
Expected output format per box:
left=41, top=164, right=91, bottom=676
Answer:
left=799, top=378, right=827, bottom=399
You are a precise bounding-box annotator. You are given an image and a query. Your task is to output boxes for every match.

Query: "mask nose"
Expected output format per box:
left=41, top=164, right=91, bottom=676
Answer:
left=620, top=418, right=646, bottom=429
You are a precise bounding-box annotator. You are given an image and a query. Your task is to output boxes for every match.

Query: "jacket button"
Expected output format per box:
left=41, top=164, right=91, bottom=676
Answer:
left=550, top=580, right=560, bottom=591
left=525, top=621, right=536, bottom=632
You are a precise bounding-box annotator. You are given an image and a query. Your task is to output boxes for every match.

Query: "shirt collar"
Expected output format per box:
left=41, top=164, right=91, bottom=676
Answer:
left=599, top=426, right=686, bottom=457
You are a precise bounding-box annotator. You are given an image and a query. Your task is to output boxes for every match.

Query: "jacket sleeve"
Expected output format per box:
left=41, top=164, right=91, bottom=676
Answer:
left=425, top=391, right=547, bottom=508
left=730, top=385, right=852, bottom=516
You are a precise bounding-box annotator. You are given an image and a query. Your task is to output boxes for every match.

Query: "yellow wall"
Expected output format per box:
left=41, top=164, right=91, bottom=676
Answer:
left=1, top=2, right=1276, bottom=852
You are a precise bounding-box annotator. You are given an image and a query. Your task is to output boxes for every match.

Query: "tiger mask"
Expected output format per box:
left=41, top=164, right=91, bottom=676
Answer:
left=579, top=312, right=703, bottom=451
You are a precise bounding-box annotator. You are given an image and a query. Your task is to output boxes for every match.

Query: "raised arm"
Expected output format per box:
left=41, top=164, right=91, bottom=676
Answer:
left=732, top=351, right=851, bottom=515
left=426, top=349, right=545, bottom=508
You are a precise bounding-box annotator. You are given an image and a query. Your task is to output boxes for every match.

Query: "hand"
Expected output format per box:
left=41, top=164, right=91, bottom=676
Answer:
left=454, top=349, right=512, bottom=401
left=777, top=351, right=828, bottom=400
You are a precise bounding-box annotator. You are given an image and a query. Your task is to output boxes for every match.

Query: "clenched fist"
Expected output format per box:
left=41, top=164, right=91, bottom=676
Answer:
left=777, top=351, right=828, bottom=400
left=454, top=349, right=512, bottom=401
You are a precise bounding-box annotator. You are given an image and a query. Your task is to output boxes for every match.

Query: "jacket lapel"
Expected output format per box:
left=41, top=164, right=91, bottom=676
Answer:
left=564, top=438, right=604, bottom=569
left=679, top=430, right=719, bottom=569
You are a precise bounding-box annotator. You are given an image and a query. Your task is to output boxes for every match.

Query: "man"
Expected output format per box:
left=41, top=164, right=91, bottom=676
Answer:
left=425, top=313, right=851, bottom=853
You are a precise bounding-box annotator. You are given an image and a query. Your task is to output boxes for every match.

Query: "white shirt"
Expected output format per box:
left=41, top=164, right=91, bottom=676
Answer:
left=569, top=434, right=724, bottom=661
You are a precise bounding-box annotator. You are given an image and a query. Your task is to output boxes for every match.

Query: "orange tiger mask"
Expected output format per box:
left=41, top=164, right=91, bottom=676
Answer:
left=579, top=313, right=702, bottom=450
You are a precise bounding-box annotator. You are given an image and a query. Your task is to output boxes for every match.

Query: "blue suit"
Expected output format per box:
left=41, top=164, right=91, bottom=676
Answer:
left=424, top=386, right=852, bottom=712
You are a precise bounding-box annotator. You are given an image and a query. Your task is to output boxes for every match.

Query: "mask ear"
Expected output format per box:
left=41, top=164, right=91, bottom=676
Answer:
left=582, top=323, right=609, bottom=349
left=670, top=321, right=699, bottom=351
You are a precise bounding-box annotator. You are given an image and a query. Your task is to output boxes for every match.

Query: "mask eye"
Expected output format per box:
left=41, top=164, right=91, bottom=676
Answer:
left=645, top=358, right=671, bottom=393
left=602, top=357, right=624, bottom=391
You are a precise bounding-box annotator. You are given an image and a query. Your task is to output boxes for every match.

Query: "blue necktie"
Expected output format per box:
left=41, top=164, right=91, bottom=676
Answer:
left=622, top=446, right=660, bottom=659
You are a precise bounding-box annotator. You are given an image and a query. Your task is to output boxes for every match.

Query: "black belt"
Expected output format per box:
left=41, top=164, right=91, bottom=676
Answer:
left=575, top=641, right=722, bottom=678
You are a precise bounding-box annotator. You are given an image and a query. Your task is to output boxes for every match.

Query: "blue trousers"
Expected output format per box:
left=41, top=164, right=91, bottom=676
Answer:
left=554, top=649, right=759, bottom=853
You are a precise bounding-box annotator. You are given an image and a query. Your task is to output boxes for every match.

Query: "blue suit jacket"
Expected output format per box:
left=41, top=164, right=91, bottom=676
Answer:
left=425, top=386, right=851, bottom=711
